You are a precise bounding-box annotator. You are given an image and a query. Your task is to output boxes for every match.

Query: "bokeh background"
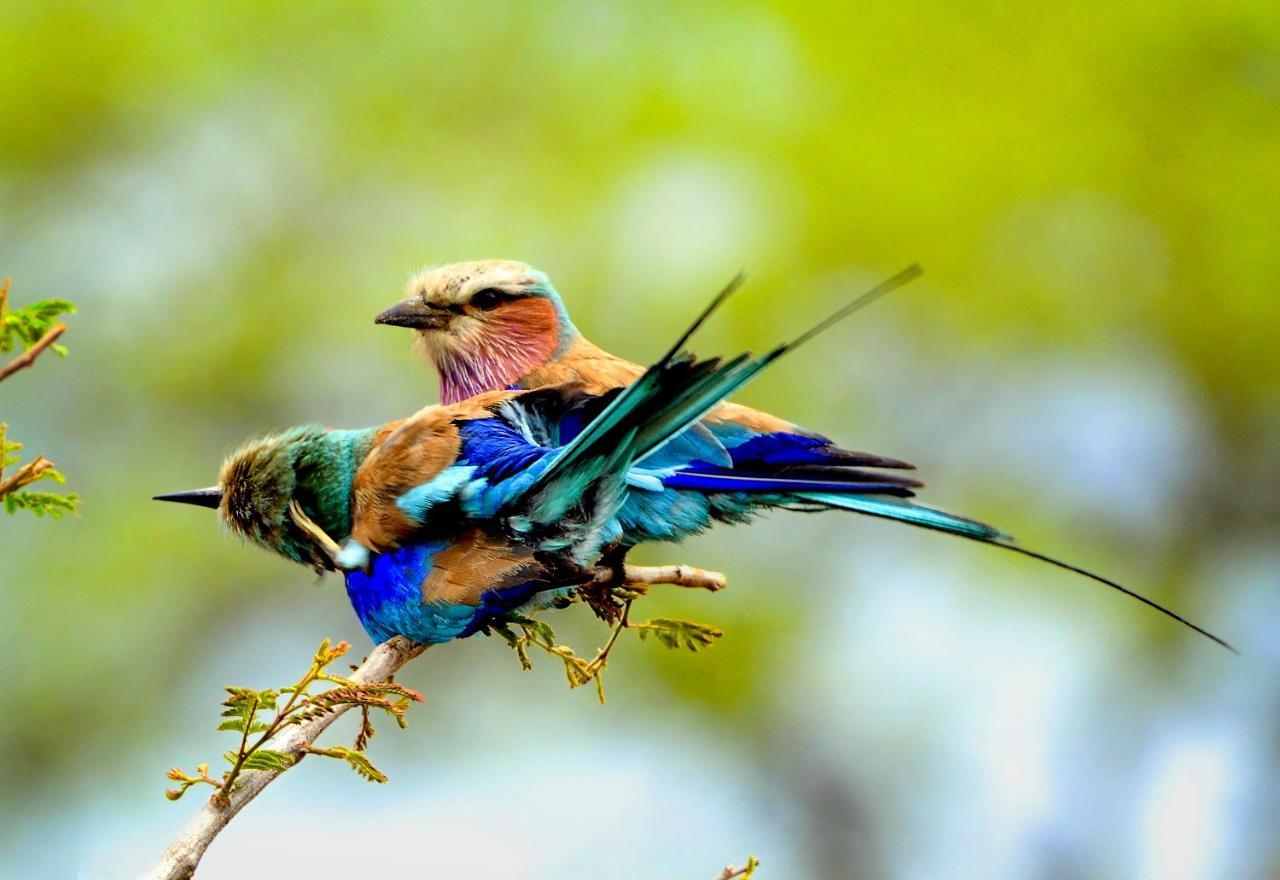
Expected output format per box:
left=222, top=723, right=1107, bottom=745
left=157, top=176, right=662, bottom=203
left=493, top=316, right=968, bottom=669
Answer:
left=3, top=2, right=1279, bottom=877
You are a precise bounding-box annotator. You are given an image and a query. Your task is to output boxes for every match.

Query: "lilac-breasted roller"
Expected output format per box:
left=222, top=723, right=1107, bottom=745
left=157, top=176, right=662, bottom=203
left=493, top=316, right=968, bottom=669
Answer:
left=369, top=260, right=1233, bottom=651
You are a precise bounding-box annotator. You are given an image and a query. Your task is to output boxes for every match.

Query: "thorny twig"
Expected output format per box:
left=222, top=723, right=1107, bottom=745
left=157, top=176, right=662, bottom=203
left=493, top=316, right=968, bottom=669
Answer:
left=147, top=562, right=727, bottom=880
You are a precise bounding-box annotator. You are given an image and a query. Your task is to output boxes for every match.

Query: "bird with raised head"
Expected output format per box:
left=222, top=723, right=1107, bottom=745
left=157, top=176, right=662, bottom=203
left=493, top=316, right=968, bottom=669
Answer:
left=369, top=260, right=1234, bottom=652
left=155, top=270, right=943, bottom=646
left=151, top=268, right=1234, bottom=654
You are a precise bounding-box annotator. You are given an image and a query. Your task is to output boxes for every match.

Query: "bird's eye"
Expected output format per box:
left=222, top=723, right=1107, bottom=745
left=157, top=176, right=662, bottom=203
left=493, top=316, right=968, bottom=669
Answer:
left=471, top=288, right=503, bottom=310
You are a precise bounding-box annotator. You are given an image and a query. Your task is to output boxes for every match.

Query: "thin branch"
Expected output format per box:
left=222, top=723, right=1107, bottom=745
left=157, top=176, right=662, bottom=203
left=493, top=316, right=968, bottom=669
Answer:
left=147, top=635, right=426, bottom=880
left=584, top=599, right=632, bottom=678
left=0, top=454, right=53, bottom=502
left=147, top=562, right=727, bottom=880
left=717, top=856, right=761, bottom=879
left=0, top=322, right=67, bottom=384
left=610, top=563, right=726, bottom=592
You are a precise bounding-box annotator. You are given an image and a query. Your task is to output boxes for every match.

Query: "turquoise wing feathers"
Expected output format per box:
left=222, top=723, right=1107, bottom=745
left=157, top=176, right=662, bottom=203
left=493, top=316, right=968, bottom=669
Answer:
left=340, top=266, right=1234, bottom=651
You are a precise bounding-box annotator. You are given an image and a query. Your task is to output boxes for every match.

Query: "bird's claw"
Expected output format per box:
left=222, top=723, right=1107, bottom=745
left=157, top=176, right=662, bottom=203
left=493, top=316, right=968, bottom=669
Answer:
left=577, top=542, right=634, bottom=623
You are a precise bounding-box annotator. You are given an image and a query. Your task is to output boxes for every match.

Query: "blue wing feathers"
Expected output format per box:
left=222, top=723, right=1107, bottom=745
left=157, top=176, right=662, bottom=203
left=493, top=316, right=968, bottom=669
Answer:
left=718, top=431, right=915, bottom=471
left=344, top=539, right=570, bottom=644
left=659, top=430, right=920, bottom=497
left=458, top=418, right=551, bottom=482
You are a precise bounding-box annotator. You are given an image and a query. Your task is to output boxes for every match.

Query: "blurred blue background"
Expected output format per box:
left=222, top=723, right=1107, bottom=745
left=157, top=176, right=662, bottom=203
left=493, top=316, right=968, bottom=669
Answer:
left=2, top=2, right=1278, bottom=877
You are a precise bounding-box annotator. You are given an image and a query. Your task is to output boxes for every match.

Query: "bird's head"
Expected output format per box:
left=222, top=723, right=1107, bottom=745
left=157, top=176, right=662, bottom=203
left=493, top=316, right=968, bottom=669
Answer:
left=155, top=426, right=376, bottom=572
left=375, top=259, right=578, bottom=403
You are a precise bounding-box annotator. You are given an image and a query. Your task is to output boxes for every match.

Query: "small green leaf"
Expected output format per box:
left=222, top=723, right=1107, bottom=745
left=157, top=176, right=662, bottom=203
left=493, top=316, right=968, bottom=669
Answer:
left=239, top=749, right=295, bottom=772
left=1, top=297, right=75, bottom=353
left=635, top=618, right=724, bottom=652
left=342, top=749, right=388, bottom=783
left=529, top=620, right=558, bottom=645
left=217, top=719, right=270, bottom=734
left=488, top=619, right=519, bottom=647
left=2, top=491, right=79, bottom=518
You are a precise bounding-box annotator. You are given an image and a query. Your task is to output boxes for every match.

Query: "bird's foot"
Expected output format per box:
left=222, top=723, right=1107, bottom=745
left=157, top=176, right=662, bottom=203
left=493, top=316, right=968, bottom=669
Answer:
left=579, top=580, right=627, bottom=624
left=579, top=543, right=633, bottom=624
left=598, top=542, right=630, bottom=587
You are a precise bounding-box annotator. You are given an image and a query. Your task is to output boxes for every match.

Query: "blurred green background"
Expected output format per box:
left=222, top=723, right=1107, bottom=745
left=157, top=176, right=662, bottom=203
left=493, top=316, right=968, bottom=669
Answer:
left=3, top=2, right=1278, bottom=877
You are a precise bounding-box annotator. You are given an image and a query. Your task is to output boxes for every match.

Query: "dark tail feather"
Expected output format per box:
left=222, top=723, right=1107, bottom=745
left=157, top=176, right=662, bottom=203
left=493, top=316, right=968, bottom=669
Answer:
left=676, top=263, right=925, bottom=416
left=992, top=540, right=1237, bottom=654
left=533, top=271, right=748, bottom=489
left=546, top=264, right=920, bottom=488
left=519, top=267, right=925, bottom=537
left=663, top=462, right=921, bottom=496
left=801, top=491, right=1235, bottom=653
left=656, top=270, right=747, bottom=364
left=663, top=470, right=918, bottom=496
left=778, top=264, right=923, bottom=356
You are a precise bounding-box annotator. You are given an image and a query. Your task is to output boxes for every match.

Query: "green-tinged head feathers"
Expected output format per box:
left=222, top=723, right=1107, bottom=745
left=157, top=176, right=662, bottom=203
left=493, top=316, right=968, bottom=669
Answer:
left=217, top=426, right=377, bottom=570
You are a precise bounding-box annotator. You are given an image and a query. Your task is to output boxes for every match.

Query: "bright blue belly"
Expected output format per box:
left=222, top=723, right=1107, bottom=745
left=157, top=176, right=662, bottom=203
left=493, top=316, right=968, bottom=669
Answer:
left=343, top=542, right=481, bottom=645
left=343, top=541, right=575, bottom=645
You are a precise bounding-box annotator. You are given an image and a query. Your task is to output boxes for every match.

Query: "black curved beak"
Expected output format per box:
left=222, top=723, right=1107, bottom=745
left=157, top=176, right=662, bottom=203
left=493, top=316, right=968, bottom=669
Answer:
left=374, top=299, right=450, bottom=330
left=154, top=487, right=223, bottom=509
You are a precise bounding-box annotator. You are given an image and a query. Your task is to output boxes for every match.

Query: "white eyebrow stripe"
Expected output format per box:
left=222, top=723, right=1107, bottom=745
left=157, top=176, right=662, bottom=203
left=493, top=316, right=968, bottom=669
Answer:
left=407, top=261, right=541, bottom=306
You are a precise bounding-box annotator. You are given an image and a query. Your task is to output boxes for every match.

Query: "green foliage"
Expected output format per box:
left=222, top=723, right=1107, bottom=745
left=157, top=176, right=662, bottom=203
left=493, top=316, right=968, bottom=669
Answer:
left=0, top=279, right=79, bottom=518
left=0, top=297, right=75, bottom=356
left=165, top=639, right=423, bottom=802
left=216, top=687, right=275, bottom=735
left=634, top=618, right=725, bottom=652
left=0, top=425, right=79, bottom=516
left=1, top=427, right=18, bottom=472
left=305, top=745, right=390, bottom=784
left=3, top=487, right=80, bottom=517
left=233, top=748, right=295, bottom=773
left=493, top=587, right=724, bottom=704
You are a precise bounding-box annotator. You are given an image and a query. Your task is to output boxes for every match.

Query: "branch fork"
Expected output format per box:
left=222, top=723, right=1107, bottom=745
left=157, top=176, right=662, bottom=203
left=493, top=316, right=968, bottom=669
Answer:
left=148, top=561, right=727, bottom=880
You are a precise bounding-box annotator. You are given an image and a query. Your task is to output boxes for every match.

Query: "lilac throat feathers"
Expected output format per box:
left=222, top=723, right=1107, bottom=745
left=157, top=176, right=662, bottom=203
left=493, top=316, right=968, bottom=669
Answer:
left=432, top=302, right=564, bottom=404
